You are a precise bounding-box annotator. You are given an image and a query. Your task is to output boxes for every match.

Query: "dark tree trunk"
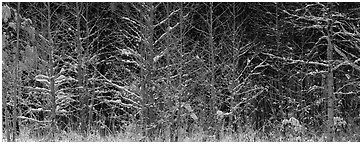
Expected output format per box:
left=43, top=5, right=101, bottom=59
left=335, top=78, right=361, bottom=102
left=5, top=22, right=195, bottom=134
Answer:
left=326, top=22, right=335, bottom=142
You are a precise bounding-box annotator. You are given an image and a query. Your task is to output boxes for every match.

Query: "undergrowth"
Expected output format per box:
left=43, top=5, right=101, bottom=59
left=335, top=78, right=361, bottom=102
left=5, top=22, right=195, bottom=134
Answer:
left=5, top=122, right=360, bottom=142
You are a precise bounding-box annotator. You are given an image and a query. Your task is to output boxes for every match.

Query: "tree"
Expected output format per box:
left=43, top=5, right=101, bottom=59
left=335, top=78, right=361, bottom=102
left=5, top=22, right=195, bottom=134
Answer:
left=2, top=2, right=359, bottom=142
left=281, top=2, right=359, bottom=141
left=2, top=3, right=37, bottom=141
left=74, top=2, right=88, bottom=136
left=12, top=2, right=21, bottom=141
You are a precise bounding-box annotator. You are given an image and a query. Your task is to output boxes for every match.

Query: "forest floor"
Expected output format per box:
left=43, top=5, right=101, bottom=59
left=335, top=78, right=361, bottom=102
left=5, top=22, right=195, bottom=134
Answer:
left=6, top=125, right=360, bottom=142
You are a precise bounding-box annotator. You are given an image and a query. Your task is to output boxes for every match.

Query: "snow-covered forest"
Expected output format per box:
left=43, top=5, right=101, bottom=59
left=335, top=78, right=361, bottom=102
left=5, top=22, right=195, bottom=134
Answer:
left=2, top=2, right=360, bottom=142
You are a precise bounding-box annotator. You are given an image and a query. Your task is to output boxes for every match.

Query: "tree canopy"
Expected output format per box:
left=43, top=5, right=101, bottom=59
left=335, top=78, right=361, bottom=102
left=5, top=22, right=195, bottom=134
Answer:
left=2, top=2, right=359, bottom=142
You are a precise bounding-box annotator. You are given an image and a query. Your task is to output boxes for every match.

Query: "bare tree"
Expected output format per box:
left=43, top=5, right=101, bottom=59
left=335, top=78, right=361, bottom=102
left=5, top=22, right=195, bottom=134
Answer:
left=279, top=2, right=359, bottom=141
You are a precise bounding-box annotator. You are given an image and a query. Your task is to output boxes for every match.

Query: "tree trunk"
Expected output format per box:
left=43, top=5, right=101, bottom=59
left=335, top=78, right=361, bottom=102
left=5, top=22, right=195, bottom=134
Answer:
left=3, top=82, right=11, bottom=141
left=164, top=2, right=172, bottom=141
left=84, top=2, right=92, bottom=135
left=208, top=2, right=217, bottom=138
left=326, top=23, right=335, bottom=142
left=85, top=3, right=94, bottom=134
left=46, top=2, right=56, bottom=140
left=75, top=2, right=87, bottom=136
left=11, top=2, right=21, bottom=142
left=230, top=2, right=238, bottom=135
left=173, top=2, right=185, bottom=142
left=138, top=2, right=155, bottom=140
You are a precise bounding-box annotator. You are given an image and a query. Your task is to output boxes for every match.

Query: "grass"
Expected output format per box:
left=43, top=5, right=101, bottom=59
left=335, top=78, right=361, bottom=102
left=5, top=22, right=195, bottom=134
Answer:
left=4, top=123, right=360, bottom=142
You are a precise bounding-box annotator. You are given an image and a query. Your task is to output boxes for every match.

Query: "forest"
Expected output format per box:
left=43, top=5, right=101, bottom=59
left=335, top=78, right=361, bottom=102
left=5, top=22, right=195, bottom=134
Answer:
left=1, top=2, right=360, bottom=142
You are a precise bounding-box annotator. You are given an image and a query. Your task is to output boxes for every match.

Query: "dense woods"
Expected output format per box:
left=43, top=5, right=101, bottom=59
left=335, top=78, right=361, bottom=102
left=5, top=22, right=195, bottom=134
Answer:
left=2, top=2, right=360, bottom=142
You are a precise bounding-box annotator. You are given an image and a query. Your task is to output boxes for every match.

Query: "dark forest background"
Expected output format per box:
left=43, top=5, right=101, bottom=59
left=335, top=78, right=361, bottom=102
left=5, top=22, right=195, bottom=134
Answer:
left=2, top=2, right=360, bottom=142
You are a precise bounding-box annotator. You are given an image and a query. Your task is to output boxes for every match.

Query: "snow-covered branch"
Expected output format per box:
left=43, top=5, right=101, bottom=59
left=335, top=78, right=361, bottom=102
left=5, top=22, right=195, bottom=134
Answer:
left=261, top=52, right=329, bottom=67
